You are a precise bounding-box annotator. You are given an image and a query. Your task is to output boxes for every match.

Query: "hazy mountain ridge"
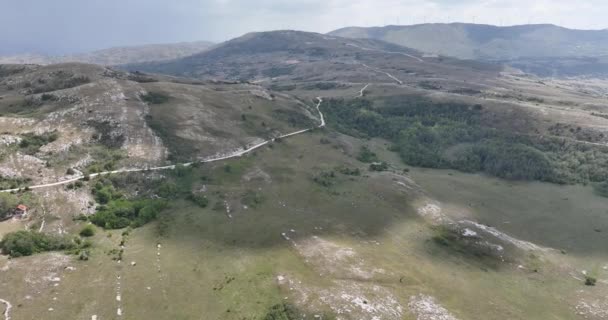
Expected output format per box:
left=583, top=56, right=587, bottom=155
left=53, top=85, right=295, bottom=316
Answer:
left=125, top=29, right=501, bottom=85
left=329, top=23, right=608, bottom=60
left=0, top=41, right=214, bottom=66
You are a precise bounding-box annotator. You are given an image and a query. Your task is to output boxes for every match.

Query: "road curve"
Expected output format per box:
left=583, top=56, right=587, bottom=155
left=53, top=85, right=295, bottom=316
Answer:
left=0, top=299, right=11, bottom=320
left=0, top=98, right=325, bottom=193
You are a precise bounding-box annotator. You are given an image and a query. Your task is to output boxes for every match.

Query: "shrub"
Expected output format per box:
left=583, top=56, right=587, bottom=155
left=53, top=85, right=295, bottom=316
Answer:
left=263, top=303, right=300, bottom=320
left=79, top=225, right=96, bottom=237
left=369, top=162, right=389, bottom=172
left=313, top=171, right=336, bottom=187
left=356, top=146, right=379, bottom=163
left=189, top=193, right=209, bottom=208
left=585, top=276, right=597, bottom=286
left=337, top=166, right=361, bottom=176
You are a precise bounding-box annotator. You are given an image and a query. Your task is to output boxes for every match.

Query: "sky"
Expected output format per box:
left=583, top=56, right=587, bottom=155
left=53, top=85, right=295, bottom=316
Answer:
left=1, top=0, right=607, bottom=55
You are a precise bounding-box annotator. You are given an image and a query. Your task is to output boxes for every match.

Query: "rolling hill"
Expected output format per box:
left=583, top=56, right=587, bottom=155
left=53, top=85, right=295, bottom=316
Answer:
left=125, top=30, right=501, bottom=89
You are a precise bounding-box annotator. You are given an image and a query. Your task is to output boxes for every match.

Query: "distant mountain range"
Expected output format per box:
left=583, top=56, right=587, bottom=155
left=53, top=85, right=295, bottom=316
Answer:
left=329, top=23, right=608, bottom=61
left=0, top=41, right=214, bottom=66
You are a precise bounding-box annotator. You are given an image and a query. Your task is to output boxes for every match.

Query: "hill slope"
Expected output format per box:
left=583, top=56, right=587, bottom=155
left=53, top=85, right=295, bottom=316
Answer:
left=0, top=41, right=214, bottom=66
left=329, top=23, right=608, bottom=60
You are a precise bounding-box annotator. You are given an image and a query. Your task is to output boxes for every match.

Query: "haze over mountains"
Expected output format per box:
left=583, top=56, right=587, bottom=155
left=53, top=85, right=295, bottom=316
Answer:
left=329, top=23, right=608, bottom=60
left=0, top=41, right=214, bottom=66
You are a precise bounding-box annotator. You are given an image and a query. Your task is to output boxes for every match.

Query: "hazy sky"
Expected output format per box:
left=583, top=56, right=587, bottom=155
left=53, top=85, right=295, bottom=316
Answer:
left=2, top=0, right=607, bottom=55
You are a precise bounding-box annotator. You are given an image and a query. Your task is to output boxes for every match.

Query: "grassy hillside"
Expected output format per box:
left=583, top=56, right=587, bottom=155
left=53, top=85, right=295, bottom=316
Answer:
left=1, top=131, right=607, bottom=319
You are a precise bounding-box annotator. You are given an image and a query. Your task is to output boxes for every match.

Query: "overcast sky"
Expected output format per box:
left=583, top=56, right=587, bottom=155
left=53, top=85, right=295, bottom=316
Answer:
left=2, top=0, right=607, bottom=55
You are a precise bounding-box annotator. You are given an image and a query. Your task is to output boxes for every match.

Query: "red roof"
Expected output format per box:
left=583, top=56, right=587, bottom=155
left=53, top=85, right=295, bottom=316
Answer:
left=16, top=204, right=28, bottom=211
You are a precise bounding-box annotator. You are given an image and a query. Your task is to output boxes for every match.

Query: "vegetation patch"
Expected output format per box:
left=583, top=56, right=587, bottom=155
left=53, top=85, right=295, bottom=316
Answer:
left=356, top=146, right=379, bottom=163
left=312, top=170, right=337, bottom=187
left=79, top=225, right=96, bottom=237
left=144, top=113, right=195, bottom=161
left=272, top=109, right=316, bottom=128
left=84, top=147, right=125, bottom=174
left=584, top=275, right=597, bottom=286
left=324, top=96, right=608, bottom=184
left=431, top=225, right=506, bottom=269
left=241, top=190, right=265, bottom=209
left=28, top=72, right=90, bottom=94
left=140, top=91, right=170, bottom=104
left=0, top=230, right=76, bottom=257
left=19, top=131, right=58, bottom=154
left=304, top=82, right=343, bottom=90
left=261, top=66, right=295, bottom=78
left=87, top=120, right=125, bottom=149
left=0, top=176, right=31, bottom=190
left=0, top=193, right=18, bottom=220
left=89, top=165, right=202, bottom=229
left=369, top=161, right=389, bottom=172
left=91, top=198, right=168, bottom=229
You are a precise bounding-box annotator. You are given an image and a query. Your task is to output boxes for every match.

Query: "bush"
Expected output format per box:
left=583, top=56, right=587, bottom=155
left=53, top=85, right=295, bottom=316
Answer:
left=189, top=193, right=209, bottom=208
left=79, top=225, right=96, bottom=237
left=0, top=231, right=76, bottom=257
left=313, top=171, right=336, bottom=187
left=337, top=166, right=361, bottom=176
left=585, top=276, right=597, bottom=286
left=263, top=303, right=300, bottom=320
left=369, top=162, right=389, bottom=172
left=356, top=146, right=379, bottom=163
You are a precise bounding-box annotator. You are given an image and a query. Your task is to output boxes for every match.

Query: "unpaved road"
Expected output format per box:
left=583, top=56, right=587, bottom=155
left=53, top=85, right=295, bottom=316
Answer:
left=0, top=98, right=325, bottom=193
left=361, top=64, right=403, bottom=85
left=346, top=43, right=424, bottom=62
left=0, top=299, right=11, bottom=320
left=358, top=84, right=370, bottom=97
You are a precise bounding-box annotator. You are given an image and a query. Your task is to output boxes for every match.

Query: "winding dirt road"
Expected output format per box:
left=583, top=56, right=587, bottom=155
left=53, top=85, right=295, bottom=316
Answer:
left=0, top=299, right=11, bottom=320
left=0, top=98, right=325, bottom=193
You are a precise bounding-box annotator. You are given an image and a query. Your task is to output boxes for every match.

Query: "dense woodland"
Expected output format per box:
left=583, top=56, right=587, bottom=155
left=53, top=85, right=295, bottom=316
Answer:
left=324, top=96, right=608, bottom=184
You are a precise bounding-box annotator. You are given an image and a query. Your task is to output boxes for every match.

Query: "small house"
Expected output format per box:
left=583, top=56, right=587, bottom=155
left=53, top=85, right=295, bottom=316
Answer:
left=14, top=204, right=28, bottom=218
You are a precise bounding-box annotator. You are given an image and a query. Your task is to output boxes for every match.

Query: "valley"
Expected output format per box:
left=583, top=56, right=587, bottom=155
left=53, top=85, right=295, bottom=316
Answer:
left=1, top=28, right=608, bottom=320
